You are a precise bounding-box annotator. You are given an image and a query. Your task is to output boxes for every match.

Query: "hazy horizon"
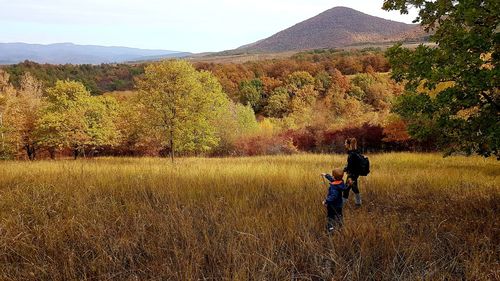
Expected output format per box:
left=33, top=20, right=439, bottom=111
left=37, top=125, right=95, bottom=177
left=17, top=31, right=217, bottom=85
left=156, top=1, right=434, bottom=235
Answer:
left=0, top=0, right=418, bottom=53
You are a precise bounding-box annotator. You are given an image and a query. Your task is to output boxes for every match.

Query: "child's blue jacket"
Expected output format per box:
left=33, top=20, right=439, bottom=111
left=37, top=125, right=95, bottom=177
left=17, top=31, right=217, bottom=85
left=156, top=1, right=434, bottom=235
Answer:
left=324, top=174, right=348, bottom=208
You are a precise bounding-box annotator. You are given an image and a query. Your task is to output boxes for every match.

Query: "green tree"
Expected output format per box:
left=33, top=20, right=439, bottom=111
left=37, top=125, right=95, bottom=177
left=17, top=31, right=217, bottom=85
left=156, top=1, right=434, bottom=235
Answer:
left=392, top=92, right=440, bottom=145
left=264, top=87, right=291, bottom=118
left=36, top=80, right=119, bottom=159
left=39, top=80, right=89, bottom=158
left=285, top=71, right=315, bottom=91
left=314, top=70, right=332, bottom=96
left=239, top=79, right=264, bottom=113
left=35, top=111, right=67, bottom=159
left=212, top=102, right=258, bottom=155
left=383, top=0, right=499, bottom=157
left=113, top=93, right=152, bottom=155
left=84, top=95, right=120, bottom=156
left=138, top=60, right=229, bottom=161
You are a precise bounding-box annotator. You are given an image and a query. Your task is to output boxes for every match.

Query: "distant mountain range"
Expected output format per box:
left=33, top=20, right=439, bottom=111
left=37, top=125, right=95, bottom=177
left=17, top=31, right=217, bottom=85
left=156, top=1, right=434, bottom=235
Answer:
left=0, top=43, right=191, bottom=65
left=1, top=7, right=428, bottom=64
left=235, top=6, right=427, bottom=53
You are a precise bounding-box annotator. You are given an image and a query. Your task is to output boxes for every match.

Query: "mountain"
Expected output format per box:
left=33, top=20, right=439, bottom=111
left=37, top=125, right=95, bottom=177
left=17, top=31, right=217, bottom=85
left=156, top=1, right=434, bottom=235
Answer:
left=237, top=6, right=427, bottom=53
left=0, top=43, right=191, bottom=65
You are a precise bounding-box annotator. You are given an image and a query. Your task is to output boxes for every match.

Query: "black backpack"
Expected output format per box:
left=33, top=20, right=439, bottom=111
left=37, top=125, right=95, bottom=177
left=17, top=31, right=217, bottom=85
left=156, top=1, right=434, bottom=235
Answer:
left=354, top=152, right=370, bottom=176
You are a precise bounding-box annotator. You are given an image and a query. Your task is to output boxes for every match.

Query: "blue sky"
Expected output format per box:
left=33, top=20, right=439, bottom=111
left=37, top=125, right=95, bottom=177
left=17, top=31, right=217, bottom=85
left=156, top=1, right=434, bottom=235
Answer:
left=0, top=0, right=418, bottom=53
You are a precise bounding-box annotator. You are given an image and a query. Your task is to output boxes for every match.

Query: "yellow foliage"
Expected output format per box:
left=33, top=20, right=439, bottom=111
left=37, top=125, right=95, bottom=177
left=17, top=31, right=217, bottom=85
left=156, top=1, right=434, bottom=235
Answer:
left=455, top=106, right=480, bottom=120
left=258, top=118, right=275, bottom=136
left=416, top=80, right=455, bottom=98
left=480, top=53, right=493, bottom=70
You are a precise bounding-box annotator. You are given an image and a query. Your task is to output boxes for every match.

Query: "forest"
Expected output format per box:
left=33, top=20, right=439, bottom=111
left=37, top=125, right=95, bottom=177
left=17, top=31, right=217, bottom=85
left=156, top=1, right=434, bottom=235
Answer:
left=0, top=49, right=420, bottom=160
left=0, top=39, right=497, bottom=160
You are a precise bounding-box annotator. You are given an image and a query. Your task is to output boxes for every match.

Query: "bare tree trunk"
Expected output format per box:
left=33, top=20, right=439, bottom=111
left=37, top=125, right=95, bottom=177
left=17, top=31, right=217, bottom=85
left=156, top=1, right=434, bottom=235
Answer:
left=88, top=148, right=95, bottom=158
left=49, top=147, right=56, bottom=160
left=170, top=128, right=175, bottom=163
left=25, top=144, right=35, bottom=161
left=25, top=145, right=30, bottom=160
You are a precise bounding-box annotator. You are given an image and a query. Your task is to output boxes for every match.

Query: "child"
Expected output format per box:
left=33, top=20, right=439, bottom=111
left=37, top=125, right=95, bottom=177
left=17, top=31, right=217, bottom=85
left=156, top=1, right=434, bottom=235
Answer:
left=321, top=168, right=348, bottom=233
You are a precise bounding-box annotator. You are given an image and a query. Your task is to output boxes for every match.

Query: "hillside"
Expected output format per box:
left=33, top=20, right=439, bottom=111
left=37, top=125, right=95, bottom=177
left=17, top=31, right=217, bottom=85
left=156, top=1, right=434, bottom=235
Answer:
left=0, top=43, right=190, bottom=65
left=236, top=6, right=426, bottom=53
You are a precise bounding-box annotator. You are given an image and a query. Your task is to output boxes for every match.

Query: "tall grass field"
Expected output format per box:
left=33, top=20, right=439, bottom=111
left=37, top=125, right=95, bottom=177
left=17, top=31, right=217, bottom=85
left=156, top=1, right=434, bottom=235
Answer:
left=0, top=153, right=498, bottom=280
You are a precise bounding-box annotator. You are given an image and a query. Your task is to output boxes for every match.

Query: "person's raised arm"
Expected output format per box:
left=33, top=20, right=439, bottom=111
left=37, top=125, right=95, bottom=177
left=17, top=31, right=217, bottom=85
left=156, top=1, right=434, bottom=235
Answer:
left=321, top=173, right=334, bottom=182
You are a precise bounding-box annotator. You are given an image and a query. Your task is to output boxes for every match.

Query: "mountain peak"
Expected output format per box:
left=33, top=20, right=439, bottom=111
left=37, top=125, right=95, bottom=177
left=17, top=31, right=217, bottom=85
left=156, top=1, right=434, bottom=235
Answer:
left=237, top=6, right=425, bottom=53
left=326, top=6, right=363, bottom=13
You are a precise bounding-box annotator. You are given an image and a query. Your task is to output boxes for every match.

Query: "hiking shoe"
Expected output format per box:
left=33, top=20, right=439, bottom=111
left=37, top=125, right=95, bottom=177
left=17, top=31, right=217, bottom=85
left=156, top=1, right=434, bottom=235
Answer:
left=355, top=194, right=362, bottom=206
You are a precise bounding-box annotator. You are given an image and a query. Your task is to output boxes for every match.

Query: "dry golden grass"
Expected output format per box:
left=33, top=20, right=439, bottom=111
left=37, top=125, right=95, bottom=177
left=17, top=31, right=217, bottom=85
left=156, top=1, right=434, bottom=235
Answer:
left=0, top=153, right=498, bottom=280
left=187, top=51, right=299, bottom=64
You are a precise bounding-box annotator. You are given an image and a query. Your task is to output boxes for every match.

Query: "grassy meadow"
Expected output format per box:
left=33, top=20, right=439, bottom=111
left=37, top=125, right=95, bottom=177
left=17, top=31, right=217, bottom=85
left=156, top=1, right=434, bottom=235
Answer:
left=0, top=153, right=498, bottom=280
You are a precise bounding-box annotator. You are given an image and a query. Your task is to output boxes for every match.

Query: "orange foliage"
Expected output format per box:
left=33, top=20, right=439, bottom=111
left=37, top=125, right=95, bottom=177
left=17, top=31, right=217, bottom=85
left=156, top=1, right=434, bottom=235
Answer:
left=383, top=119, right=411, bottom=143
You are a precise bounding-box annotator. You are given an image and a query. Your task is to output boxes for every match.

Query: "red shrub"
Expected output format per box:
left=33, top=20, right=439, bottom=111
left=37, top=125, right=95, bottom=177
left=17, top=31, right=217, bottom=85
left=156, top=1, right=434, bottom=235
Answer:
left=233, top=135, right=298, bottom=156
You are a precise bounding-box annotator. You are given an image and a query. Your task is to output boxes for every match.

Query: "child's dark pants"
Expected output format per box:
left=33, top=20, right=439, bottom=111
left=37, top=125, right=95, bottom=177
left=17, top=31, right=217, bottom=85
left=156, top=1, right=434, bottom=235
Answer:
left=326, top=204, right=343, bottom=232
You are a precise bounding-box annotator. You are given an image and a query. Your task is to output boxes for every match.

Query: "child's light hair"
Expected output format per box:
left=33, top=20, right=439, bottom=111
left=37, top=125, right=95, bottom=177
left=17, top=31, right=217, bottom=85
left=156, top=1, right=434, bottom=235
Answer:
left=332, top=168, right=344, bottom=180
left=345, top=137, right=357, bottom=151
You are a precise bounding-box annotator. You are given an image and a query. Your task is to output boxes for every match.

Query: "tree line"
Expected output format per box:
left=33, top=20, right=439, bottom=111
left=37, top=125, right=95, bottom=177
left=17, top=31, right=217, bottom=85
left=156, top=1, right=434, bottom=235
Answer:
left=1, top=48, right=389, bottom=96
left=1, top=55, right=418, bottom=160
left=3, top=61, right=143, bottom=95
left=0, top=61, right=258, bottom=160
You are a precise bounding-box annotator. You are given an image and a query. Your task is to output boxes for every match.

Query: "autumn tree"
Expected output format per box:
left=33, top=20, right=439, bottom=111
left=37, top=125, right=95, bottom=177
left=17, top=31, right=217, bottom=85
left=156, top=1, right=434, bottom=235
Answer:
left=0, top=70, right=16, bottom=158
left=36, top=80, right=119, bottom=159
left=112, top=92, right=154, bottom=155
left=280, top=72, right=319, bottom=128
left=239, top=79, right=264, bottom=113
left=196, top=63, right=254, bottom=101
left=285, top=71, right=315, bottom=91
left=212, top=102, right=258, bottom=155
left=314, top=70, right=332, bottom=96
left=335, top=56, right=363, bottom=75
left=83, top=95, right=120, bottom=156
left=361, top=53, right=390, bottom=72
left=38, top=80, right=88, bottom=158
left=350, top=73, right=396, bottom=111
left=260, top=76, right=282, bottom=95
left=7, top=72, right=44, bottom=160
left=264, top=87, right=291, bottom=118
left=383, top=115, right=413, bottom=150
left=383, top=0, right=499, bottom=157
left=138, top=60, right=229, bottom=162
